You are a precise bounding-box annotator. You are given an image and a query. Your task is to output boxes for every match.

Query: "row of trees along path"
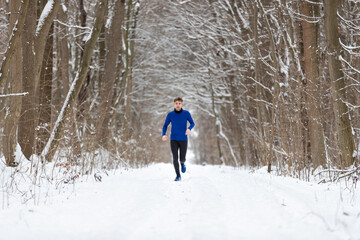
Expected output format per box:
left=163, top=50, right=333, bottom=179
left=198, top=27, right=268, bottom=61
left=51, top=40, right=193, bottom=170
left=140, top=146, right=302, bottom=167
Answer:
left=0, top=0, right=358, bottom=181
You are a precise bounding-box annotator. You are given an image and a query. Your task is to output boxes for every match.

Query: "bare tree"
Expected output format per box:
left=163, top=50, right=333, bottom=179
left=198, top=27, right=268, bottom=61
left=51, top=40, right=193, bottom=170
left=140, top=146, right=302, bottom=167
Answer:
left=18, top=0, right=37, bottom=159
left=18, top=0, right=61, bottom=159
left=0, top=0, right=29, bottom=89
left=37, top=0, right=55, bottom=153
left=43, top=0, right=108, bottom=162
left=301, top=0, right=327, bottom=169
left=323, top=0, right=355, bottom=167
left=2, top=0, right=24, bottom=167
left=96, top=0, right=125, bottom=147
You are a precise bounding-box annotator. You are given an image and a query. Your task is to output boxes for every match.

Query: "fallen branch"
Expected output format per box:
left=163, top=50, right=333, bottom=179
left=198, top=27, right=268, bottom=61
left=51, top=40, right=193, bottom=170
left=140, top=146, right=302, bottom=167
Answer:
left=315, top=166, right=360, bottom=185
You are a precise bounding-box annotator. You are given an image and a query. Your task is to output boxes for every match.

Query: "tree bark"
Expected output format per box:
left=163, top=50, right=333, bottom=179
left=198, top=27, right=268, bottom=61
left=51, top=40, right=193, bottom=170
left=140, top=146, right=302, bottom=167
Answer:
left=124, top=0, right=139, bottom=140
left=252, top=2, right=267, bottom=167
left=211, top=82, right=224, bottom=165
left=2, top=0, right=23, bottom=167
left=18, top=0, right=61, bottom=159
left=0, top=0, right=29, bottom=90
left=301, top=0, right=327, bottom=169
left=277, top=0, right=308, bottom=173
left=58, top=2, right=70, bottom=96
left=117, top=0, right=133, bottom=142
left=323, top=0, right=355, bottom=167
left=257, top=0, right=281, bottom=173
left=43, top=0, right=108, bottom=162
left=96, top=0, right=125, bottom=146
left=36, top=21, right=54, bottom=154
left=77, top=0, right=89, bottom=121
left=34, top=0, right=61, bottom=95
left=18, top=0, right=36, bottom=159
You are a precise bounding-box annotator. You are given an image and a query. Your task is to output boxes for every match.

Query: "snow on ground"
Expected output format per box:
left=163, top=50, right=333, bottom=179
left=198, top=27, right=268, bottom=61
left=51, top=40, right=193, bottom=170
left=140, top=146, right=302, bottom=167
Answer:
left=1, top=162, right=360, bottom=240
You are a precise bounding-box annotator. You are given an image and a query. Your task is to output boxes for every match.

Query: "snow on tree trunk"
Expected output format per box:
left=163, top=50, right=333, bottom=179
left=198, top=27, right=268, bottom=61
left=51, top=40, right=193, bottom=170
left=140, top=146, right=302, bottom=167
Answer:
left=34, top=0, right=61, bottom=99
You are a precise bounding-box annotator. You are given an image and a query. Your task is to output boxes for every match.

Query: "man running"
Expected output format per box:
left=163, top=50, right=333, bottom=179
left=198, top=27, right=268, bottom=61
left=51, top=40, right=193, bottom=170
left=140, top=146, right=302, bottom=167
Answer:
left=162, top=97, right=195, bottom=181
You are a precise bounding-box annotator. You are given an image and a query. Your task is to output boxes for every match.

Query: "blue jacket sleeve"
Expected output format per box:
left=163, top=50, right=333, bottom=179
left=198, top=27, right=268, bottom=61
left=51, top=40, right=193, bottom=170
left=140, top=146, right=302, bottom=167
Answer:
left=187, top=112, right=195, bottom=130
left=162, top=113, right=171, bottom=136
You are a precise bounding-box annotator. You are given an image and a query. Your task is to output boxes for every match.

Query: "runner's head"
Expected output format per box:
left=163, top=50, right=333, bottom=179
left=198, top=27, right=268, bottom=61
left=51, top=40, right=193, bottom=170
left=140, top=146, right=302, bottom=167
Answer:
left=173, top=97, right=183, bottom=111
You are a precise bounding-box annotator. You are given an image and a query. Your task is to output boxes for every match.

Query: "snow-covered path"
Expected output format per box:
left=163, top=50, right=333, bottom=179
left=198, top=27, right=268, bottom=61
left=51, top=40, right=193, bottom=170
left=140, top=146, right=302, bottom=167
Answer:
left=1, top=163, right=360, bottom=240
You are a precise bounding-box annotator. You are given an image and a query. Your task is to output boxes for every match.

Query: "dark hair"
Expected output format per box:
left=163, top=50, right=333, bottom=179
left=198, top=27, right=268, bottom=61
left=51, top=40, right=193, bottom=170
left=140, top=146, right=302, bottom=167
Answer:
left=174, top=97, right=183, bottom=103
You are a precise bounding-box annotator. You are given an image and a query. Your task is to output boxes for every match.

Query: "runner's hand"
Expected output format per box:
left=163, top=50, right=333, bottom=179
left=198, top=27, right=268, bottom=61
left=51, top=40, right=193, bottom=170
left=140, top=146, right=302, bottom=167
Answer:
left=162, top=135, right=168, bottom=141
left=185, top=129, right=191, bottom=135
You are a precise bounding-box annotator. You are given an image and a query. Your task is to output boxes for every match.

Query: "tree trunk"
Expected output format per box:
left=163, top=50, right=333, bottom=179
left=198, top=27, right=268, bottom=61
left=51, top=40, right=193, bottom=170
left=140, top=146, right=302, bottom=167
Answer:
left=43, top=0, right=108, bottom=162
left=228, top=72, right=246, bottom=165
left=211, top=82, right=224, bottom=165
left=118, top=0, right=133, bottom=142
left=323, top=0, right=355, bottom=167
left=301, top=0, right=327, bottom=169
left=124, top=0, right=139, bottom=140
left=96, top=0, right=125, bottom=147
left=252, top=2, right=267, bottom=167
left=34, top=0, right=61, bottom=95
left=36, top=22, right=54, bottom=154
left=18, top=0, right=61, bottom=159
left=257, top=0, right=280, bottom=173
left=2, top=0, right=23, bottom=167
left=97, top=22, right=106, bottom=92
left=0, top=0, right=29, bottom=90
left=18, top=0, right=36, bottom=159
left=77, top=0, right=92, bottom=123
left=277, top=0, right=308, bottom=174
left=57, top=2, right=70, bottom=96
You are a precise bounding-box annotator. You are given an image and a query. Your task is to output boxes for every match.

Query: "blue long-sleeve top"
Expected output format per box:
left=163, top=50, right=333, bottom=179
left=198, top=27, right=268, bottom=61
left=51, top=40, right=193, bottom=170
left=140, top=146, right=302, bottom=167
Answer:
left=162, top=108, right=195, bottom=141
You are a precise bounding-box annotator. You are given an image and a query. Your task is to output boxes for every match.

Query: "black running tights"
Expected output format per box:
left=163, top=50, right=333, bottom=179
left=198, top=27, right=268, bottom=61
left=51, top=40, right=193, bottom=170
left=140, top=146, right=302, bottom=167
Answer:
left=170, top=140, right=187, bottom=176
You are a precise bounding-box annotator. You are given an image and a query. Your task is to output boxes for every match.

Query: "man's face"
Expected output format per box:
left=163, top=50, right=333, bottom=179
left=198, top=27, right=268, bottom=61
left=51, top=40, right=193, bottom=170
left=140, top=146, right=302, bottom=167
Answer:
left=174, top=101, right=183, bottom=111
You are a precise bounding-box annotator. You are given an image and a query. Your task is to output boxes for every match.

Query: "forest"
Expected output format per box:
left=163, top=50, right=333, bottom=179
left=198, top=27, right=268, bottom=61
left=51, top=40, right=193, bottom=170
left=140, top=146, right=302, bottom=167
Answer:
left=0, top=0, right=359, bottom=183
